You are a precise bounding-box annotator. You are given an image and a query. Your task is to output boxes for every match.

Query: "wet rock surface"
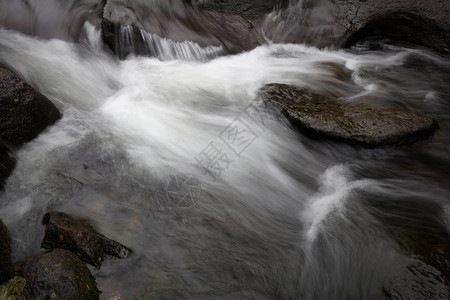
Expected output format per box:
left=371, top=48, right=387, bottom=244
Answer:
left=0, top=67, right=61, bottom=146
left=41, top=211, right=132, bottom=269
left=259, top=83, right=437, bottom=146
left=14, top=248, right=100, bottom=300
left=0, top=219, right=13, bottom=285
left=0, top=142, right=15, bottom=191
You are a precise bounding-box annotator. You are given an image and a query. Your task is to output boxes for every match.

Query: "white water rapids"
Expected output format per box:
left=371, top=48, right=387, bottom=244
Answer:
left=1, top=11, right=450, bottom=300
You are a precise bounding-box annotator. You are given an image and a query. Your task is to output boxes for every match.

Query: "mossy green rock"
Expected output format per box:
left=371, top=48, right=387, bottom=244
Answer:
left=0, top=276, right=26, bottom=300
left=259, top=83, right=437, bottom=147
left=0, top=219, right=13, bottom=284
left=14, top=249, right=100, bottom=300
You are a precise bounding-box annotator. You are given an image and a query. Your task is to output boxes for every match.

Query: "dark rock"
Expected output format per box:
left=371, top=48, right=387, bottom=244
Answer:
left=335, top=0, right=450, bottom=35
left=0, top=276, right=27, bottom=300
left=0, top=67, right=61, bottom=146
left=344, top=12, right=450, bottom=55
left=335, top=0, right=450, bottom=55
left=259, top=83, right=437, bottom=147
left=0, top=219, right=13, bottom=284
left=0, top=142, right=16, bottom=191
left=41, top=211, right=132, bottom=269
left=14, top=248, right=100, bottom=300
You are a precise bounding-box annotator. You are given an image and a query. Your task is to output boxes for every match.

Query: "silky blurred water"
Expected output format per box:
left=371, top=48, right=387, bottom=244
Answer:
left=1, top=1, right=450, bottom=299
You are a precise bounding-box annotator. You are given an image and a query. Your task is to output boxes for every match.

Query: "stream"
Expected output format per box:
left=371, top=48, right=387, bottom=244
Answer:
left=1, top=0, right=450, bottom=299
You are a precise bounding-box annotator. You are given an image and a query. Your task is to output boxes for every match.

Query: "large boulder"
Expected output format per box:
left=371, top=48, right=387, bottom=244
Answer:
left=334, top=0, right=450, bottom=54
left=0, top=142, right=15, bottom=191
left=0, top=67, right=61, bottom=146
left=0, top=219, right=13, bottom=284
left=41, top=211, right=132, bottom=269
left=259, top=83, right=437, bottom=147
left=13, top=249, right=100, bottom=300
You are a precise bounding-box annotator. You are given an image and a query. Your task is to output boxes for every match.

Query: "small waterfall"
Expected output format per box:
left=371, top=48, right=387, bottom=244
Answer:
left=118, top=24, right=225, bottom=61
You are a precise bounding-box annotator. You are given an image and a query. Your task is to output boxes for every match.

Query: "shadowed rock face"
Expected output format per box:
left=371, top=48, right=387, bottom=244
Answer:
left=42, top=211, right=132, bottom=269
left=14, top=249, right=100, bottom=300
left=0, top=219, right=13, bottom=285
left=0, top=67, right=61, bottom=146
left=259, top=83, right=437, bottom=147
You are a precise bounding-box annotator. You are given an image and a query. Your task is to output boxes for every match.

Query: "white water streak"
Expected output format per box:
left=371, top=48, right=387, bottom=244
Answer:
left=301, top=165, right=375, bottom=243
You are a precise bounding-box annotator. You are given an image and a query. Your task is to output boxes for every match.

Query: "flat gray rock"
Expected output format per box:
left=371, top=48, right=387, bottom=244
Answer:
left=259, top=83, right=437, bottom=147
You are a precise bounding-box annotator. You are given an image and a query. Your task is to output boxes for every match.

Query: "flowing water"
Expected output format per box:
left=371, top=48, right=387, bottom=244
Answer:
left=1, top=1, right=450, bottom=299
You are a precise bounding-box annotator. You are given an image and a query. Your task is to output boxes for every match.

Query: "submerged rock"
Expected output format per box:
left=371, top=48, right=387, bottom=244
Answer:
left=14, top=249, right=100, bottom=300
left=0, top=67, right=61, bottom=146
left=259, top=83, right=437, bottom=147
left=0, top=142, right=15, bottom=191
left=0, top=219, right=13, bottom=284
left=41, top=211, right=132, bottom=269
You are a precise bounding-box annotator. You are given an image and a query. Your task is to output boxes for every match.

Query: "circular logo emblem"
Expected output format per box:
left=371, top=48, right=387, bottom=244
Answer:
left=166, top=173, right=202, bottom=208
